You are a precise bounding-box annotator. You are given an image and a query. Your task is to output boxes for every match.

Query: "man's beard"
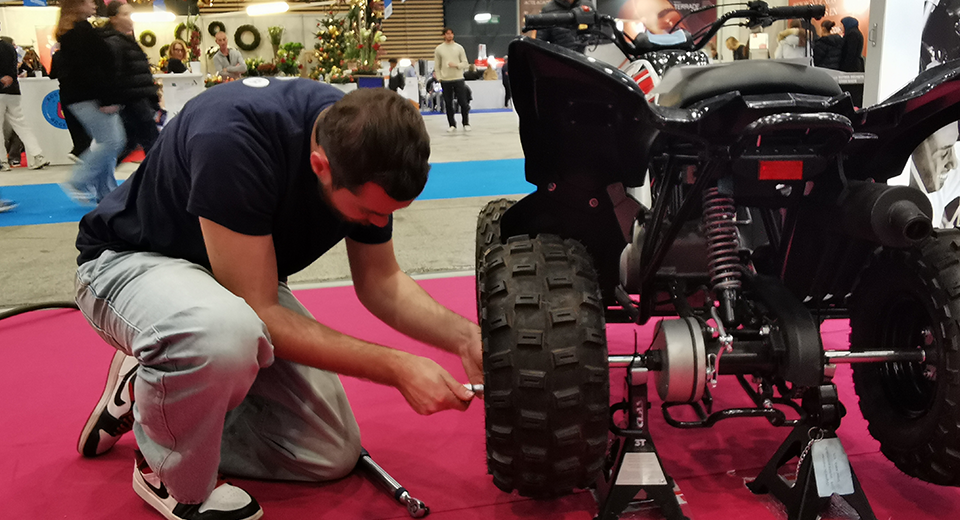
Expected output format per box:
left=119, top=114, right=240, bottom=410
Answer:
left=317, top=180, right=367, bottom=225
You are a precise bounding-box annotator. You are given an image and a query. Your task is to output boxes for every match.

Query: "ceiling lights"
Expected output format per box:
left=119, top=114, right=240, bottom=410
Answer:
left=246, top=2, right=290, bottom=16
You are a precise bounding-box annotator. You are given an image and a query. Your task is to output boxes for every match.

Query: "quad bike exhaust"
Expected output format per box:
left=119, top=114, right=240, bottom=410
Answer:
left=837, top=180, right=933, bottom=248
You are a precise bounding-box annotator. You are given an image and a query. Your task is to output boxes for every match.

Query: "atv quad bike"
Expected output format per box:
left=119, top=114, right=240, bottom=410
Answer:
left=475, top=3, right=960, bottom=519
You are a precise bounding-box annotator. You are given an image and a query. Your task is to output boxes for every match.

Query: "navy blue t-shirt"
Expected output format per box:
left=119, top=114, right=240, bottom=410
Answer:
left=76, top=78, right=392, bottom=279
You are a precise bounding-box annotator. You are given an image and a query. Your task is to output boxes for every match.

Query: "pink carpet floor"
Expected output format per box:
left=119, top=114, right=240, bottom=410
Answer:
left=2, top=276, right=958, bottom=519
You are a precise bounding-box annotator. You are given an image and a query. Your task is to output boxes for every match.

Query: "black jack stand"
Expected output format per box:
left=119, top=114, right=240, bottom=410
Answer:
left=747, top=384, right=877, bottom=520
left=594, top=365, right=689, bottom=520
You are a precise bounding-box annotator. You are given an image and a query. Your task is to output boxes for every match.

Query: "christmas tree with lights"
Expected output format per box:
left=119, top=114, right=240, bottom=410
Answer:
left=311, top=11, right=350, bottom=82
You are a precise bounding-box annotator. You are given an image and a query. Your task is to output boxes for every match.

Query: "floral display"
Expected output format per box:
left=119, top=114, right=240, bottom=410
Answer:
left=243, top=57, right=266, bottom=77
left=342, top=0, right=386, bottom=75
left=276, top=42, right=304, bottom=76
left=203, top=75, right=236, bottom=88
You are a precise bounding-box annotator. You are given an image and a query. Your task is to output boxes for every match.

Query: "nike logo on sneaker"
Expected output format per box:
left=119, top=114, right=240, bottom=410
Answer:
left=113, top=369, right=137, bottom=407
left=143, top=478, right=170, bottom=500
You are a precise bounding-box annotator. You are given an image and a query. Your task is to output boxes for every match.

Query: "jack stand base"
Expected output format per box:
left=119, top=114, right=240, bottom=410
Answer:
left=594, top=435, right=689, bottom=520
left=746, top=385, right=876, bottom=520
left=595, top=365, right=689, bottom=520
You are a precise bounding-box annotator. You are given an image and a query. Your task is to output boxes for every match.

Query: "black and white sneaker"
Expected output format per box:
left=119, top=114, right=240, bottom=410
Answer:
left=133, top=451, right=264, bottom=520
left=78, top=350, right=138, bottom=457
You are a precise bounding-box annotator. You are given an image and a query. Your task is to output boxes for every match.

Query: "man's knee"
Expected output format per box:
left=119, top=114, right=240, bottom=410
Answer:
left=142, top=297, right=272, bottom=377
left=318, top=425, right=362, bottom=480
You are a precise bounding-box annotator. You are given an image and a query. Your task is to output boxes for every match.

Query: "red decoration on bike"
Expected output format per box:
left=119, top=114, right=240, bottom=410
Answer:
left=758, top=160, right=803, bottom=180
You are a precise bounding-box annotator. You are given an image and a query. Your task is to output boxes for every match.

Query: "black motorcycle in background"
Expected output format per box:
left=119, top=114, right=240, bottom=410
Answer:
left=475, top=2, right=960, bottom=519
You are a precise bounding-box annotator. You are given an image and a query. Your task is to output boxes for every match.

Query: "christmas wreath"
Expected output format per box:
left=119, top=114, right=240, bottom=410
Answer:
left=174, top=22, right=200, bottom=42
left=159, top=44, right=170, bottom=58
left=234, top=25, right=261, bottom=51
left=208, top=21, right=226, bottom=37
left=139, top=30, right=156, bottom=48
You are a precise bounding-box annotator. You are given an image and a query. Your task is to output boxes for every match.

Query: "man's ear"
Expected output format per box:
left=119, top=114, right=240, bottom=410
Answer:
left=310, top=148, right=332, bottom=186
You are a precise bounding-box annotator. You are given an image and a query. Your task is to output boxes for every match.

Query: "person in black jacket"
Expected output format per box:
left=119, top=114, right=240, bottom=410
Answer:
left=18, top=48, right=47, bottom=77
left=101, top=1, right=159, bottom=160
left=813, top=19, right=843, bottom=69
left=387, top=58, right=405, bottom=93
left=57, top=0, right=125, bottom=204
left=536, top=0, right=587, bottom=52
left=839, top=16, right=865, bottom=72
left=0, top=29, right=50, bottom=171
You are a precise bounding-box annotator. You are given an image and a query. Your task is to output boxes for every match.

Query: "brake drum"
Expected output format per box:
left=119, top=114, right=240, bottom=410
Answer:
left=649, top=317, right=707, bottom=403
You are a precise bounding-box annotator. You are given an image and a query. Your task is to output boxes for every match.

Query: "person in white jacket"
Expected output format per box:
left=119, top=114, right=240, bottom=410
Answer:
left=775, top=19, right=813, bottom=64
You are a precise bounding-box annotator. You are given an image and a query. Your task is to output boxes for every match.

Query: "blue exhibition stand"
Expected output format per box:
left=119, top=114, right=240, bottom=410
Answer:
left=356, top=75, right=385, bottom=89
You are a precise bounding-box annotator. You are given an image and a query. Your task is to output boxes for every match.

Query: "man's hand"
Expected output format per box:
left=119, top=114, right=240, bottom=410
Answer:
left=0, top=75, right=12, bottom=87
left=395, top=355, right=477, bottom=415
left=448, top=62, right=457, bottom=68
left=99, top=104, right=120, bottom=114
left=459, top=325, right=483, bottom=397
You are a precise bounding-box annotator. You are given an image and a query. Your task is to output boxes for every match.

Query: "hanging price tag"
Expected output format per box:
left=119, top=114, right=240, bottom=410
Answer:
left=811, top=437, right=855, bottom=497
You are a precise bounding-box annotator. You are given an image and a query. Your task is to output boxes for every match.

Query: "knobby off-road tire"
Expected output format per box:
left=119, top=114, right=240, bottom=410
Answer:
left=475, top=199, right=516, bottom=319
left=850, top=228, right=960, bottom=486
left=479, top=234, right=610, bottom=497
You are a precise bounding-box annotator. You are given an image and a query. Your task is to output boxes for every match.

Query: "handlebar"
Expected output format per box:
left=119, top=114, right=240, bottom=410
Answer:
left=523, top=0, right=826, bottom=58
left=767, top=4, right=827, bottom=20
left=523, top=11, right=577, bottom=30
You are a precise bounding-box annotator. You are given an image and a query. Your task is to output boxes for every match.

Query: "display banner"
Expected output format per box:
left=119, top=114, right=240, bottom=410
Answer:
left=596, top=0, right=716, bottom=39
left=907, top=1, right=960, bottom=228
left=23, top=0, right=47, bottom=6
left=384, top=0, right=393, bottom=20
left=921, top=0, right=960, bottom=70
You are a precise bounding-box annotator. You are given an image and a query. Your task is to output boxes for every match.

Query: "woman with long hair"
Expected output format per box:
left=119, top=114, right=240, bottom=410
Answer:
left=56, top=0, right=125, bottom=203
left=18, top=48, right=46, bottom=77
left=164, top=39, right=188, bottom=73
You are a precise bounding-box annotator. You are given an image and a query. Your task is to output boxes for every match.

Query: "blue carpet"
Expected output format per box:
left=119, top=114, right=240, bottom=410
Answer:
left=0, top=158, right=533, bottom=227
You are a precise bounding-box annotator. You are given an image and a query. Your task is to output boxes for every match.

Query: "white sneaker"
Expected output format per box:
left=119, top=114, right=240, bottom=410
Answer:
left=0, top=199, right=17, bottom=212
left=447, top=126, right=456, bottom=133
left=133, top=451, right=264, bottom=520
left=77, top=350, right=139, bottom=457
left=60, top=183, right=97, bottom=207
left=0, top=162, right=10, bottom=172
left=464, top=125, right=472, bottom=132
left=28, top=154, right=50, bottom=170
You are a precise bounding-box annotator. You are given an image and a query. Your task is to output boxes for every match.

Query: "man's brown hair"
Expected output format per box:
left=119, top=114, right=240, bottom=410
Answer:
left=314, top=89, right=430, bottom=202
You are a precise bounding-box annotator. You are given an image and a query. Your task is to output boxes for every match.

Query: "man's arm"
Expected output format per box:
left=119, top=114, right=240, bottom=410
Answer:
left=0, top=43, right=16, bottom=87
left=212, top=53, right=226, bottom=73
left=226, top=50, right=248, bottom=73
left=346, top=238, right=483, bottom=386
left=199, top=217, right=476, bottom=414
left=458, top=46, right=469, bottom=70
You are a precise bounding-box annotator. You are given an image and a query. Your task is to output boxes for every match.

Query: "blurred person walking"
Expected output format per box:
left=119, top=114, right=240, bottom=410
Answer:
left=57, top=0, right=125, bottom=203
left=100, top=1, right=160, bottom=160
left=0, top=27, right=51, bottom=171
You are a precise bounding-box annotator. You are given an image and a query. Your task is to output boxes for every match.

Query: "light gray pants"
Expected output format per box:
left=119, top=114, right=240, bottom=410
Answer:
left=76, top=250, right=362, bottom=504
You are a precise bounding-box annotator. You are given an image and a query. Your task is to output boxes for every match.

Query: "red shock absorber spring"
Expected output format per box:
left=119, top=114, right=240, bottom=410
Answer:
left=702, top=187, right=742, bottom=292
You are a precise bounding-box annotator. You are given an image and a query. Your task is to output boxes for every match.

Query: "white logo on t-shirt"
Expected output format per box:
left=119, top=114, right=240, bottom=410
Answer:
left=242, top=77, right=270, bottom=88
